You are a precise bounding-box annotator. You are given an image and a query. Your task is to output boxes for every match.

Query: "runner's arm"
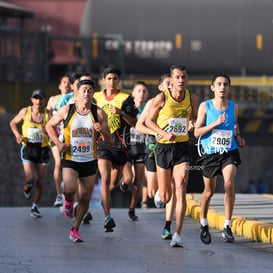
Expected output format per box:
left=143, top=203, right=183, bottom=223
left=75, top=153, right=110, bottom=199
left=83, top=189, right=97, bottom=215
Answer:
left=95, top=107, right=111, bottom=144
left=135, top=99, right=156, bottom=136
left=194, top=102, right=225, bottom=138
left=45, top=105, right=70, bottom=153
left=145, top=93, right=176, bottom=142
left=9, top=107, right=27, bottom=144
left=234, top=103, right=246, bottom=147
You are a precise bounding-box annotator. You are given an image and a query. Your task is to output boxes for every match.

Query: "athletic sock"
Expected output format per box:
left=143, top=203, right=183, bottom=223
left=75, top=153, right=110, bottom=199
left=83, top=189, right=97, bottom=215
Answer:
left=200, top=218, right=208, bottom=227
left=224, top=220, right=231, bottom=228
left=164, top=221, right=171, bottom=231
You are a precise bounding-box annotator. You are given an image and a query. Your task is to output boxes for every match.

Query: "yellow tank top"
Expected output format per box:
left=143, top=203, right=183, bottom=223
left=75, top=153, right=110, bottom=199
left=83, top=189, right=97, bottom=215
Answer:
left=156, top=89, right=192, bottom=143
left=22, top=106, right=50, bottom=147
left=93, top=90, right=129, bottom=134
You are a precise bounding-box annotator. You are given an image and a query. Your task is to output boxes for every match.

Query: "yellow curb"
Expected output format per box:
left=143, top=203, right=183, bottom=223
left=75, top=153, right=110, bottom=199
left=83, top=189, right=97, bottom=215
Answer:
left=186, top=194, right=273, bottom=244
left=263, top=194, right=273, bottom=199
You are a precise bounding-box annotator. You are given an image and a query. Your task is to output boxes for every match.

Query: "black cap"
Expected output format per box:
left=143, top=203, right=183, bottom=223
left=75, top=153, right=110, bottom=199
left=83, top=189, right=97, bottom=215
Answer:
left=32, top=89, right=46, bottom=99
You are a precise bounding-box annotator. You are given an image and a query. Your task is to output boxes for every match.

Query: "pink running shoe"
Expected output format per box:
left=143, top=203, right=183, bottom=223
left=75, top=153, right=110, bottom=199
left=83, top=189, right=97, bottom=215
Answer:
left=63, top=200, right=74, bottom=219
left=69, top=227, right=83, bottom=243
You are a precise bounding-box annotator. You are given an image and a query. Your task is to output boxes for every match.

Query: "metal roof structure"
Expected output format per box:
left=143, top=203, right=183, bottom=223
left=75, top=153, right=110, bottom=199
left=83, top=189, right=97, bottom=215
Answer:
left=0, top=0, right=35, bottom=18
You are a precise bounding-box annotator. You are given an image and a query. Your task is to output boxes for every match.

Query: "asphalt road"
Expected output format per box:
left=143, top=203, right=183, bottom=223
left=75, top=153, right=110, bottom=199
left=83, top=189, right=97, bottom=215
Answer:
left=1, top=207, right=272, bottom=273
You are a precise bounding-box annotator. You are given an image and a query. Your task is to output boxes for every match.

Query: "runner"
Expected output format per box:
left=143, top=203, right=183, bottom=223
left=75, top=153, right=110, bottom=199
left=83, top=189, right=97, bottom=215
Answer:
left=194, top=73, right=245, bottom=244
left=145, top=65, right=198, bottom=247
left=47, top=74, right=71, bottom=207
left=46, top=79, right=110, bottom=242
left=113, top=81, right=149, bottom=221
left=93, top=65, right=138, bottom=232
left=10, top=89, right=50, bottom=218
left=136, top=74, right=176, bottom=238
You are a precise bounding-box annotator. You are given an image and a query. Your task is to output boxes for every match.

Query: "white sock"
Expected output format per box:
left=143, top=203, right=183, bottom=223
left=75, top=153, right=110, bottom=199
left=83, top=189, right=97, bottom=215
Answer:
left=32, top=203, right=37, bottom=209
left=200, top=218, right=208, bottom=226
left=224, top=220, right=231, bottom=228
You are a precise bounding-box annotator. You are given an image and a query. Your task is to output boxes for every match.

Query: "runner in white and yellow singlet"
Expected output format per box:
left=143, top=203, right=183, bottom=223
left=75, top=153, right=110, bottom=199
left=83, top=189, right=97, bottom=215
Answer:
left=46, top=79, right=110, bottom=243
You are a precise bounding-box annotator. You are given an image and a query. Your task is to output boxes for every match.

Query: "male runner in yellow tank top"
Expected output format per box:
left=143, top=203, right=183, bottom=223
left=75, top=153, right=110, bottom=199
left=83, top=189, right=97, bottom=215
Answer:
left=146, top=65, right=198, bottom=247
left=10, top=89, right=50, bottom=218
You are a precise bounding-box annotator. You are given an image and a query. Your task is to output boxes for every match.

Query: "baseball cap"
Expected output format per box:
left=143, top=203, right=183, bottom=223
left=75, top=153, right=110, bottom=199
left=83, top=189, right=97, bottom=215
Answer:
left=32, top=89, right=46, bottom=99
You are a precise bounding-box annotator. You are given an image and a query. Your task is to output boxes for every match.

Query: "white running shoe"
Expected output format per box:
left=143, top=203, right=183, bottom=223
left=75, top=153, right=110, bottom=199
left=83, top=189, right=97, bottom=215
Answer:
left=154, top=189, right=164, bottom=208
left=170, top=232, right=183, bottom=247
left=54, top=194, right=63, bottom=207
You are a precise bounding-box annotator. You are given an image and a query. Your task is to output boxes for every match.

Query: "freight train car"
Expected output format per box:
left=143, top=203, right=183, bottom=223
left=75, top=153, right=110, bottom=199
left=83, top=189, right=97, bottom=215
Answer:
left=80, top=0, right=273, bottom=76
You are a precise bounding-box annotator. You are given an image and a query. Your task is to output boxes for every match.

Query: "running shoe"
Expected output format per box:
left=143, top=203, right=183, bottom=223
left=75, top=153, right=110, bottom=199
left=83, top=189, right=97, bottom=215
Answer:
left=119, top=180, right=128, bottom=192
left=24, top=184, right=32, bottom=200
left=141, top=202, right=148, bottom=209
left=222, top=226, right=235, bottom=243
left=30, top=206, right=42, bottom=218
left=63, top=200, right=74, bottom=219
left=161, top=228, right=172, bottom=240
left=200, top=225, right=212, bottom=244
left=170, top=232, right=183, bottom=247
left=154, top=189, right=164, bottom=208
left=128, top=209, right=138, bottom=221
left=54, top=194, right=63, bottom=207
left=104, top=216, right=116, bottom=232
left=69, top=227, right=83, bottom=243
left=82, top=211, right=93, bottom=224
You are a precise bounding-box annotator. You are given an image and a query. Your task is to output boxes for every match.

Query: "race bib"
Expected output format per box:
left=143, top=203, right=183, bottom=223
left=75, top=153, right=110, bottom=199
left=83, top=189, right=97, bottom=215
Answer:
left=210, top=129, right=232, bottom=148
left=27, top=128, right=44, bottom=143
left=71, top=137, right=92, bottom=156
left=168, top=118, right=187, bottom=136
left=130, top=127, right=145, bottom=143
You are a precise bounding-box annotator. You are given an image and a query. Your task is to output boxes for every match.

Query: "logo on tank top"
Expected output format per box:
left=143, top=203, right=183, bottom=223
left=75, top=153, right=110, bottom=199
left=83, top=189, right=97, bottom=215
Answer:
left=195, top=136, right=228, bottom=157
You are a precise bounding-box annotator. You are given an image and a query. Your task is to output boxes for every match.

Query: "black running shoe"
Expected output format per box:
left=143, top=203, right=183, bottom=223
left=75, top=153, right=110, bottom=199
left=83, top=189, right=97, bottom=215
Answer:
left=82, top=211, right=93, bottom=224
left=30, top=206, right=42, bottom=218
left=104, top=216, right=116, bottom=232
left=119, top=180, right=128, bottom=192
left=24, top=184, right=32, bottom=200
left=128, top=209, right=138, bottom=221
left=200, top=225, right=212, bottom=244
left=222, top=226, right=234, bottom=243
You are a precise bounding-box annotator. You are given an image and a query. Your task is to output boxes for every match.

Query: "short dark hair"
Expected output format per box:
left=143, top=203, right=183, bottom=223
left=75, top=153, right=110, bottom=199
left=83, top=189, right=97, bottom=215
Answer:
left=69, top=72, right=84, bottom=84
left=80, top=72, right=92, bottom=79
left=102, top=65, right=121, bottom=78
left=133, top=80, right=148, bottom=89
left=170, top=64, right=188, bottom=75
left=77, top=79, right=95, bottom=90
left=59, top=73, right=70, bottom=84
left=211, top=73, right=231, bottom=86
left=158, top=74, right=170, bottom=85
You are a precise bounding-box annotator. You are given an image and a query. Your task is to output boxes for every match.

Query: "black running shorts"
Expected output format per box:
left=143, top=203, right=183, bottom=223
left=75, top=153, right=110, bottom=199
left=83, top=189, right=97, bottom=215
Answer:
left=144, top=151, right=156, bottom=172
left=61, top=159, right=98, bottom=177
left=154, top=142, right=191, bottom=169
left=21, top=145, right=50, bottom=164
left=127, top=143, right=146, bottom=164
left=197, top=149, right=241, bottom=178
left=97, top=146, right=128, bottom=166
